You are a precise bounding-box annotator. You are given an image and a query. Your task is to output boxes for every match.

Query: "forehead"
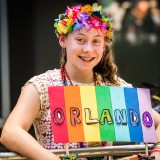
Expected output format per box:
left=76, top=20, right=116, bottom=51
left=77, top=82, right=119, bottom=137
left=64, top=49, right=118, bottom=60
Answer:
left=69, top=27, right=104, bottom=38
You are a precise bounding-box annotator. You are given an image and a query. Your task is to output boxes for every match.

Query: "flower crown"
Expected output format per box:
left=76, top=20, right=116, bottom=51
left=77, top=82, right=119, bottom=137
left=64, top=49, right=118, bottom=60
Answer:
left=54, top=3, right=114, bottom=39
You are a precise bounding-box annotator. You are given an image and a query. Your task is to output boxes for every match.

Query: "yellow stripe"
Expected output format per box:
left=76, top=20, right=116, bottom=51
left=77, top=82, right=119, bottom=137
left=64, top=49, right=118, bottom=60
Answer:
left=80, top=86, right=100, bottom=142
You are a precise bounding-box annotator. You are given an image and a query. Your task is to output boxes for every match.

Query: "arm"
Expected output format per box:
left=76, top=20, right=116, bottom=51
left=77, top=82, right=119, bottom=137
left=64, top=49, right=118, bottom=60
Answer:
left=150, top=109, right=160, bottom=159
left=0, top=83, right=60, bottom=160
left=152, top=109, right=160, bottom=141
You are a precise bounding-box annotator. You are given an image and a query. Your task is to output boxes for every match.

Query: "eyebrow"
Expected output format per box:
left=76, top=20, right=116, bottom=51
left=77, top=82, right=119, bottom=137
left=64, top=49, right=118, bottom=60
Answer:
left=76, top=33, right=103, bottom=38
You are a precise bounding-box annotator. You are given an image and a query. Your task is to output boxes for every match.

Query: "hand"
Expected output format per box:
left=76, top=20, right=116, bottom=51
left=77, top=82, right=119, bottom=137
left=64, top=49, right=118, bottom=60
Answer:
left=150, top=151, right=160, bottom=160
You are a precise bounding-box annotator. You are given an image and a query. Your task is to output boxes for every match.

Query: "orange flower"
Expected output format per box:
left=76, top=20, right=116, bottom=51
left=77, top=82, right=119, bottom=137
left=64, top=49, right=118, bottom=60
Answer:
left=81, top=4, right=93, bottom=15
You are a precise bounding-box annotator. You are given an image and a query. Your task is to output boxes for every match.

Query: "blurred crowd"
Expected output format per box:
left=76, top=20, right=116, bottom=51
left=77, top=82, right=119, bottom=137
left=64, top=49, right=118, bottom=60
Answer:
left=103, top=0, right=160, bottom=45
left=101, top=0, right=160, bottom=111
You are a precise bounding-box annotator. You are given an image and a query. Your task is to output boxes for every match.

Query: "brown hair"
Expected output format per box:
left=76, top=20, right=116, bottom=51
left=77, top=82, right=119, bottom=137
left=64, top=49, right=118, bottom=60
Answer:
left=93, top=45, right=120, bottom=85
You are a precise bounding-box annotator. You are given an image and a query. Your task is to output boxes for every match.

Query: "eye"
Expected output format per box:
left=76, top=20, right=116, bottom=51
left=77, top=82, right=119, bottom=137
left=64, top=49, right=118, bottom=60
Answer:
left=93, top=39, right=102, bottom=45
left=76, top=37, right=85, bottom=43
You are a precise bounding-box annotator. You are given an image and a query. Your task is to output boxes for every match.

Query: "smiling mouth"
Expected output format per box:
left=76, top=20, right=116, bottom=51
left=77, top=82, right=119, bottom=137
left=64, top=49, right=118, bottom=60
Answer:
left=78, top=56, right=95, bottom=62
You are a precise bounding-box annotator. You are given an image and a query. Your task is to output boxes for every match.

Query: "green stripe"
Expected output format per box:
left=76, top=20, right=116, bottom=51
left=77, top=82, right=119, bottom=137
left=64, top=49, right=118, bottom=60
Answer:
left=95, top=86, right=116, bottom=141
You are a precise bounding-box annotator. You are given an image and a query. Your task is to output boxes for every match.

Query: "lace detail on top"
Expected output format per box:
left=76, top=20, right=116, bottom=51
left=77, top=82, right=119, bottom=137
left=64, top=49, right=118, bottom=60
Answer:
left=23, top=69, right=132, bottom=150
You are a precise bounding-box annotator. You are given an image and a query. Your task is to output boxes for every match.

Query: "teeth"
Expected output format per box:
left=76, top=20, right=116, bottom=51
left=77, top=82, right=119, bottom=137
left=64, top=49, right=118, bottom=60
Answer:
left=79, top=56, right=94, bottom=61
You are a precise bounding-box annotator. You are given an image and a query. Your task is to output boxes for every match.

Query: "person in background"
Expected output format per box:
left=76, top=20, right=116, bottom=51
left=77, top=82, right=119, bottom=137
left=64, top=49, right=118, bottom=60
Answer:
left=1, top=2, right=160, bottom=160
left=121, top=0, right=158, bottom=45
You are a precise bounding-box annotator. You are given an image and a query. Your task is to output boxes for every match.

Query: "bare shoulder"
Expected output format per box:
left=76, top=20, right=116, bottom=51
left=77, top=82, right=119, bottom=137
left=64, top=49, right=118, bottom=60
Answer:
left=20, top=83, right=40, bottom=105
left=17, top=82, right=40, bottom=115
left=20, top=83, right=39, bottom=100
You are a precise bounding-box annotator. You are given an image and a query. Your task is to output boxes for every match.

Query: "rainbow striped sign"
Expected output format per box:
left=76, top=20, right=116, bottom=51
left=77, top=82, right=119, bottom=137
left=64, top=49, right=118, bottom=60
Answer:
left=48, top=86, right=157, bottom=143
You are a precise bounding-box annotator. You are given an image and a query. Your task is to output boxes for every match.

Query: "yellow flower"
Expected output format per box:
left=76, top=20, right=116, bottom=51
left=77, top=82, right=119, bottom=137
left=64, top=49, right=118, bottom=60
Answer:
left=81, top=4, right=93, bottom=15
left=106, top=31, right=113, bottom=39
left=66, top=18, right=74, bottom=25
left=92, top=3, right=102, bottom=13
left=102, top=17, right=108, bottom=22
left=68, top=12, right=72, bottom=19
left=57, top=18, right=74, bottom=34
left=110, top=23, right=113, bottom=28
left=57, top=22, right=68, bottom=34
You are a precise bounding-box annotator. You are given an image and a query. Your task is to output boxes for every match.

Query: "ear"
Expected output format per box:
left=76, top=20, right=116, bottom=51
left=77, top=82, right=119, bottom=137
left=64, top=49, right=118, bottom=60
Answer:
left=59, top=35, right=66, bottom=48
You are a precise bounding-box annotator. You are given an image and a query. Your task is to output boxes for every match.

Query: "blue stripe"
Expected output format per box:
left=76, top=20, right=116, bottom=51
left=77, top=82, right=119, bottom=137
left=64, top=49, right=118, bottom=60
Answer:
left=124, top=87, right=144, bottom=142
left=110, top=87, right=130, bottom=141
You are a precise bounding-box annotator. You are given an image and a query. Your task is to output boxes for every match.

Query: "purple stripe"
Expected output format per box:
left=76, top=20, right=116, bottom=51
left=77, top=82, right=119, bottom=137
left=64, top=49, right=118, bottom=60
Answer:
left=137, top=88, right=157, bottom=142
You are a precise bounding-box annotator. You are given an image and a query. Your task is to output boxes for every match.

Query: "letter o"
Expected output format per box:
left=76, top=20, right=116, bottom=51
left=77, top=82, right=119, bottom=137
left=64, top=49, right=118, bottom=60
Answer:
left=143, top=111, right=153, bottom=127
left=53, top=108, right=65, bottom=125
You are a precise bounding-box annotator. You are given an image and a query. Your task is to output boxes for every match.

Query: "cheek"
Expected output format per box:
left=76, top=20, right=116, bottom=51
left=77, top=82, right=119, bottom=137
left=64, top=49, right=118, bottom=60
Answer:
left=70, top=46, right=82, bottom=56
left=66, top=47, right=79, bottom=60
left=96, top=47, right=104, bottom=56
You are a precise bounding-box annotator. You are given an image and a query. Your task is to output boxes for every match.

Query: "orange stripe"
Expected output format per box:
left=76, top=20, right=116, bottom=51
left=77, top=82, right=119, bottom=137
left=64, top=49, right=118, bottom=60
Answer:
left=64, top=86, right=84, bottom=142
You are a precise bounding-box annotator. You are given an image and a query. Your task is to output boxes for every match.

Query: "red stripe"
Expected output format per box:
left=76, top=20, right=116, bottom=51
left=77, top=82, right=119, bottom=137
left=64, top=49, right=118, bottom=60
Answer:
left=48, top=86, right=68, bottom=143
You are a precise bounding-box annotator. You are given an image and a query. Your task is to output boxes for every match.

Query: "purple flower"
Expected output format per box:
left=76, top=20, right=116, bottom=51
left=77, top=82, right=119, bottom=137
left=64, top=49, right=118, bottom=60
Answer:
left=77, top=12, right=92, bottom=30
left=82, top=19, right=92, bottom=30
left=77, top=12, right=90, bottom=21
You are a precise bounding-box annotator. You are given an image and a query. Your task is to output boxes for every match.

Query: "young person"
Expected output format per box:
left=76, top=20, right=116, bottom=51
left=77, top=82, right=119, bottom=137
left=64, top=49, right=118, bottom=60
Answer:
left=1, top=3, right=160, bottom=160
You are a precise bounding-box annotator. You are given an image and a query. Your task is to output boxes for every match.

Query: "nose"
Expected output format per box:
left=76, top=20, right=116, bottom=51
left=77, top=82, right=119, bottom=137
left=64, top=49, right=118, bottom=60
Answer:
left=83, top=42, right=93, bottom=53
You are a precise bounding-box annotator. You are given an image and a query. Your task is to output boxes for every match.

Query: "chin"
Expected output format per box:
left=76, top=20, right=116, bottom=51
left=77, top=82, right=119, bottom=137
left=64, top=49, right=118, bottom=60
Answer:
left=76, top=65, right=95, bottom=71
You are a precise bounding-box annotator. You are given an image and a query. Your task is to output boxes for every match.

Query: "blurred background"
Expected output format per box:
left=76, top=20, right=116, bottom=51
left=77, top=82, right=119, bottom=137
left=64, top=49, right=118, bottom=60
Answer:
left=0, top=0, right=160, bottom=138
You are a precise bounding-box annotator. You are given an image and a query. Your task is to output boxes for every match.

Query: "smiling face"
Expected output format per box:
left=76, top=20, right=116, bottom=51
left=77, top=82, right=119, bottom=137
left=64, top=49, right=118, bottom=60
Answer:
left=59, top=27, right=106, bottom=73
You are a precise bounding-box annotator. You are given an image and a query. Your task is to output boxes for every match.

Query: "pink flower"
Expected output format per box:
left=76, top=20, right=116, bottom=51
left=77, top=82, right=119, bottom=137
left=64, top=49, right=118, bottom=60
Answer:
left=65, top=6, right=81, bottom=20
left=90, top=16, right=101, bottom=30
left=101, top=22, right=107, bottom=34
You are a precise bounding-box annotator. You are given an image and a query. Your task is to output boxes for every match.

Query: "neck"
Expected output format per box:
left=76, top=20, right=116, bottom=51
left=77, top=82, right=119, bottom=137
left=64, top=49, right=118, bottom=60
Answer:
left=65, top=64, right=94, bottom=84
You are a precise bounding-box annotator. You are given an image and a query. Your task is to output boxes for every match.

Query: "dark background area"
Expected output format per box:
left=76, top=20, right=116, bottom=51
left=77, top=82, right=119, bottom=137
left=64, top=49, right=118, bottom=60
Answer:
left=0, top=12, right=1, bottom=118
